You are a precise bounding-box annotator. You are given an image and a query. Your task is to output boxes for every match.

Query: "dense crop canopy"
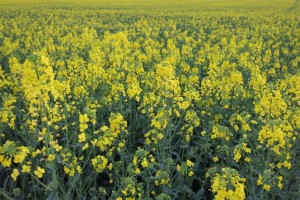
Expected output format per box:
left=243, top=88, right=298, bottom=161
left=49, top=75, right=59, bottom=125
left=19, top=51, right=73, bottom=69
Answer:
left=0, top=0, right=300, bottom=199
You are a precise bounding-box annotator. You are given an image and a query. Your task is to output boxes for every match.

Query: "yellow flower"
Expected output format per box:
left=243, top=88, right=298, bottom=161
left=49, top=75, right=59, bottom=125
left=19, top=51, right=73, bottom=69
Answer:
left=11, top=169, right=19, bottom=181
left=277, top=176, right=283, bottom=189
left=108, top=163, right=113, bottom=170
left=257, top=175, right=263, bottom=186
left=79, top=123, right=88, bottom=132
left=51, top=142, right=63, bottom=152
left=22, top=164, right=31, bottom=173
left=79, top=114, right=89, bottom=123
left=263, top=184, right=271, bottom=191
left=188, top=171, right=194, bottom=176
left=64, top=166, right=70, bottom=174
left=13, top=147, right=29, bottom=163
left=92, top=155, right=108, bottom=173
left=233, top=148, right=242, bottom=162
left=186, top=160, right=194, bottom=167
left=141, top=158, right=149, bottom=168
left=133, top=156, right=138, bottom=166
left=47, top=154, right=55, bottom=161
left=176, top=164, right=181, bottom=172
left=34, top=167, right=45, bottom=178
left=69, top=169, right=75, bottom=176
left=213, top=157, right=219, bottom=162
left=32, top=149, right=42, bottom=157
left=278, top=182, right=283, bottom=190
left=135, top=168, right=141, bottom=174
left=1, top=157, right=12, bottom=167
left=117, top=142, right=125, bottom=151
left=82, top=143, right=89, bottom=150
left=157, top=133, right=164, bottom=140
left=76, top=166, right=82, bottom=174
left=78, top=132, right=86, bottom=143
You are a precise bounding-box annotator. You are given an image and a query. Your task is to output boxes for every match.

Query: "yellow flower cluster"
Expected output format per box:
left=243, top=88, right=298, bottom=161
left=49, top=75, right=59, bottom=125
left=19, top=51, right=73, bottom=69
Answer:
left=92, top=155, right=110, bottom=173
left=0, top=92, right=16, bottom=129
left=257, top=120, right=296, bottom=172
left=233, top=143, right=251, bottom=163
left=177, top=160, right=195, bottom=177
left=155, top=170, right=170, bottom=186
left=209, top=168, right=246, bottom=200
left=180, top=110, right=200, bottom=142
left=258, top=122, right=293, bottom=156
left=257, top=169, right=283, bottom=191
left=211, top=125, right=232, bottom=141
left=116, top=177, right=141, bottom=200
left=61, top=152, right=83, bottom=176
left=132, top=149, right=155, bottom=174
left=11, top=169, right=20, bottom=181
left=254, top=90, right=287, bottom=119
left=34, top=166, right=46, bottom=178
left=78, top=113, right=89, bottom=143
left=229, top=112, right=251, bottom=133
left=92, top=113, right=127, bottom=154
left=0, top=140, right=29, bottom=167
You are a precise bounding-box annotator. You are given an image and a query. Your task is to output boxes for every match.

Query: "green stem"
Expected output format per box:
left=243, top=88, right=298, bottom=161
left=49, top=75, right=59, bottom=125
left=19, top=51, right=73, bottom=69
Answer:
left=146, top=178, right=150, bottom=198
left=66, top=146, right=94, bottom=198
left=30, top=173, right=53, bottom=191
left=52, top=161, right=58, bottom=197
left=250, top=171, right=257, bottom=199
left=0, top=188, right=13, bottom=200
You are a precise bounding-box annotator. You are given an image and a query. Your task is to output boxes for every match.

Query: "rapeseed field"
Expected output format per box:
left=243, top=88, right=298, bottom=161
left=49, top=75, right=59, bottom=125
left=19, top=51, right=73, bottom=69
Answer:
left=0, top=0, right=299, bottom=199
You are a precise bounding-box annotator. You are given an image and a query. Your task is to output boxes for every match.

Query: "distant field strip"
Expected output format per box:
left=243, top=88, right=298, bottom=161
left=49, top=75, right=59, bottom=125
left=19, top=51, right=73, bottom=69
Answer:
left=0, top=0, right=296, bottom=10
